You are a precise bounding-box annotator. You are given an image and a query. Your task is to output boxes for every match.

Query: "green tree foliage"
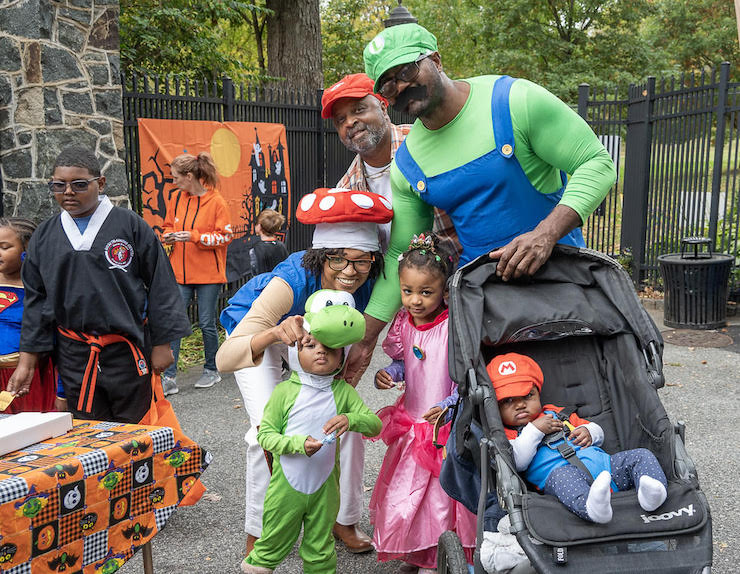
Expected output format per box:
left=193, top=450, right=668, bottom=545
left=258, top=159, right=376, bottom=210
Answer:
left=649, top=0, right=740, bottom=76
left=321, top=0, right=390, bottom=86
left=320, top=0, right=736, bottom=102
left=119, top=0, right=268, bottom=84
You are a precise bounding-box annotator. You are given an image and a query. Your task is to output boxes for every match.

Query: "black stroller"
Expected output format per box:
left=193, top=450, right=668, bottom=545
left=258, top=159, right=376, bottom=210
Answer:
left=437, top=247, right=712, bottom=574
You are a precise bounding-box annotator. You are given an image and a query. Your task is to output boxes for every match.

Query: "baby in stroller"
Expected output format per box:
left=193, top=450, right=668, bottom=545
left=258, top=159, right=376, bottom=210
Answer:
left=488, top=352, right=668, bottom=524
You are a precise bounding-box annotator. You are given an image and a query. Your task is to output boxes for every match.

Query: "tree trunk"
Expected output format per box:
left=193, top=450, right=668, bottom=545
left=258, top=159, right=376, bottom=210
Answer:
left=266, top=0, right=322, bottom=91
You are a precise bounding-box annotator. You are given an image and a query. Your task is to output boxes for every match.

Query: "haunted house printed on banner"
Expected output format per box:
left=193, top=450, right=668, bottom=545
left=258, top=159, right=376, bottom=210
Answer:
left=137, top=119, right=291, bottom=279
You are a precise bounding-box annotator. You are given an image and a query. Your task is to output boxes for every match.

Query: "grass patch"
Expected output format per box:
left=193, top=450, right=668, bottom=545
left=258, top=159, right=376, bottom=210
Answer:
left=175, top=327, right=227, bottom=372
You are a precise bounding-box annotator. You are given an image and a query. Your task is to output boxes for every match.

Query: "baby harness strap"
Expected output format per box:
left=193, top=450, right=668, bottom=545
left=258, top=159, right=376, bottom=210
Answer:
left=57, top=326, right=149, bottom=413
left=541, top=406, right=595, bottom=485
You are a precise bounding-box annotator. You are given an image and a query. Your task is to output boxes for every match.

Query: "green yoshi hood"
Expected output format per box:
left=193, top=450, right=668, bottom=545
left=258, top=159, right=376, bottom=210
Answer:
left=303, top=290, right=366, bottom=349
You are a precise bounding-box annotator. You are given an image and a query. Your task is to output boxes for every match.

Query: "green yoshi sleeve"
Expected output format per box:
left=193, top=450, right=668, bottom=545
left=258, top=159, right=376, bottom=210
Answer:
left=364, top=165, right=434, bottom=323
left=257, top=381, right=309, bottom=456
left=336, top=381, right=382, bottom=438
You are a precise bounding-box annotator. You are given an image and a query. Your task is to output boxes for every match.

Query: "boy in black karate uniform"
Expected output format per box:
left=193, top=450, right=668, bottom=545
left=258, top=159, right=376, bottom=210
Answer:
left=8, top=146, right=191, bottom=423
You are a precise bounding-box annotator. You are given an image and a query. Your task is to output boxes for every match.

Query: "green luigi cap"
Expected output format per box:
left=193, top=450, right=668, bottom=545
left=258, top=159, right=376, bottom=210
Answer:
left=363, top=23, right=438, bottom=92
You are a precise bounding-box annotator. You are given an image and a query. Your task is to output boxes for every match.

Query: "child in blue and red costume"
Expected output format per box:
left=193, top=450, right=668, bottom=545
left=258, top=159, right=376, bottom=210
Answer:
left=489, top=352, right=668, bottom=523
left=0, top=217, right=56, bottom=412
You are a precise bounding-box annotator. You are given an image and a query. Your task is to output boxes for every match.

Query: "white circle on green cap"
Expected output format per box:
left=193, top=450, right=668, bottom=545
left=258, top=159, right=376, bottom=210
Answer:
left=368, top=35, right=385, bottom=55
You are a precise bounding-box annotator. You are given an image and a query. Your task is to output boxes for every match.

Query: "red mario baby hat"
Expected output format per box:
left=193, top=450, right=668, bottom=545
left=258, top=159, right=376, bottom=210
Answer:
left=486, top=353, right=543, bottom=401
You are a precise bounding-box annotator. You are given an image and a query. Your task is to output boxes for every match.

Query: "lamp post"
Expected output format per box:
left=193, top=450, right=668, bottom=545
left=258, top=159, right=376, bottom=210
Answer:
left=384, top=1, right=417, bottom=27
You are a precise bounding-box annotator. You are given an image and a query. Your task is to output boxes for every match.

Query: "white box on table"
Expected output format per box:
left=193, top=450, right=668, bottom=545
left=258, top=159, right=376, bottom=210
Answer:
left=0, top=412, right=73, bottom=456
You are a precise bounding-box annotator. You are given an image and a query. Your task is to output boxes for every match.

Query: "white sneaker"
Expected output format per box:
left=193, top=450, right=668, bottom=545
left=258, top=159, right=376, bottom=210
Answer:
left=161, top=375, right=179, bottom=396
left=194, top=369, right=221, bottom=389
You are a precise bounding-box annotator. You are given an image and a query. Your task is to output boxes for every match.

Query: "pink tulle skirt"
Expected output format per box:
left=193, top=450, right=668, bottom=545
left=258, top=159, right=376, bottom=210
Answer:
left=369, top=400, right=476, bottom=568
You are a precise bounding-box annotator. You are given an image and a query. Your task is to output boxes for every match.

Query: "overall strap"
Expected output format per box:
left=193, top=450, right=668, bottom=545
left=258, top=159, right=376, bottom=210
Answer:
left=492, top=75, right=517, bottom=159
left=542, top=408, right=594, bottom=485
left=394, top=140, right=429, bottom=195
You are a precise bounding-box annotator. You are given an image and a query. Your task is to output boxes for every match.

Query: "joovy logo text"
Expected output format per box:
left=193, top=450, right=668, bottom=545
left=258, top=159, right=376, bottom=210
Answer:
left=640, top=503, right=695, bottom=523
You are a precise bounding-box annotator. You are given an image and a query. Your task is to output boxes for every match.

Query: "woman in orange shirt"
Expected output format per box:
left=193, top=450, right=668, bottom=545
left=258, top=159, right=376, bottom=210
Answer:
left=162, top=152, right=232, bottom=394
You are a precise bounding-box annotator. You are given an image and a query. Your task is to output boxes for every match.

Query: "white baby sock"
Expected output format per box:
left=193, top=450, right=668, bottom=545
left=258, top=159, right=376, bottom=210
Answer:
left=638, top=475, right=668, bottom=511
left=585, top=470, right=613, bottom=523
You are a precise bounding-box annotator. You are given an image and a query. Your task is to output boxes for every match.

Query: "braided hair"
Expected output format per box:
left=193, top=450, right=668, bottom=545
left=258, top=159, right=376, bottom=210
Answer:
left=397, top=232, right=454, bottom=283
left=0, top=217, right=37, bottom=249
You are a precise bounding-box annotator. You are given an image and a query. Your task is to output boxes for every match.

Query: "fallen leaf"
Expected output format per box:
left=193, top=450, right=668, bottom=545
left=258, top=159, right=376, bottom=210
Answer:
left=701, top=360, right=707, bottom=365
left=202, top=492, right=222, bottom=502
left=234, top=404, right=242, bottom=409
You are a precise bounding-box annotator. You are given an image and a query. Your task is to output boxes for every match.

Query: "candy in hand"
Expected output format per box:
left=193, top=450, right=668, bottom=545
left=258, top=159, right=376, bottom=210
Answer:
left=321, top=431, right=337, bottom=445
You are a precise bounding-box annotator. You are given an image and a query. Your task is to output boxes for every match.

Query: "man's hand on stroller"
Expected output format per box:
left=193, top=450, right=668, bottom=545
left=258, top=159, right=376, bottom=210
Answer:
left=489, top=204, right=582, bottom=281
left=568, top=426, right=593, bottom=447
left=533, top=414, right=563, bottom=434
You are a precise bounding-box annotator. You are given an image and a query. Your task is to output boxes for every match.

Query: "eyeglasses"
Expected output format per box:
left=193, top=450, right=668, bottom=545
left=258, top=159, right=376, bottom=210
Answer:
left=326, top=255, right=374, bottom=273
left=378, top=53, right=432, bottom=99
left=48, top=178, right=100, bottom=194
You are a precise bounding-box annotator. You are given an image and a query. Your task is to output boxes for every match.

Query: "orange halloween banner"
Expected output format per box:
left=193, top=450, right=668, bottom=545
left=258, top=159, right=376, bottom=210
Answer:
left=137, top=118, right=291, bottom=241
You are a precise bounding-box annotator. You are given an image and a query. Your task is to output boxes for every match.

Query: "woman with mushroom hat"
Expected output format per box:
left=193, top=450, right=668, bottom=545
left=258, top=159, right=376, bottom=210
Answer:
left=216, top=188, right=392, bottom=557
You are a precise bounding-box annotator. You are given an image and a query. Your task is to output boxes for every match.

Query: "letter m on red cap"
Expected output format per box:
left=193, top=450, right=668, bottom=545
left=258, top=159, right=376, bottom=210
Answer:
left=498, top=361, right=517, bottom=376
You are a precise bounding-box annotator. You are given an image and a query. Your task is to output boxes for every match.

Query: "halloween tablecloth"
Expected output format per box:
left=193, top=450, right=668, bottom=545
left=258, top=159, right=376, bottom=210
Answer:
left=0, top=417, right=210, bottom=573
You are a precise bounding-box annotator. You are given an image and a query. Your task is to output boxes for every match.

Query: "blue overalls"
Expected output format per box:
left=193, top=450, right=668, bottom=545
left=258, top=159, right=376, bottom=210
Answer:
left=394, top=75, right=585, bottom=266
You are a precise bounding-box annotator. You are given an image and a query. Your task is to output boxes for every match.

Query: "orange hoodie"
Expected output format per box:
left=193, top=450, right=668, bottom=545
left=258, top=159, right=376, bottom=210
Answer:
left=162, top=188, right=233, bottom=284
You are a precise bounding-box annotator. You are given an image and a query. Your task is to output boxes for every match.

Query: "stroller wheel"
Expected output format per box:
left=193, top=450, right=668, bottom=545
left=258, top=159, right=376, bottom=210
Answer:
left=437, top=531, right=468, bottom=574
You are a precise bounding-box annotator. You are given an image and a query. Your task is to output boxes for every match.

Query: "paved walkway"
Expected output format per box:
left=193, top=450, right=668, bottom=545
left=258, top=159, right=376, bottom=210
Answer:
left=120, top=306, right=738, bottom=574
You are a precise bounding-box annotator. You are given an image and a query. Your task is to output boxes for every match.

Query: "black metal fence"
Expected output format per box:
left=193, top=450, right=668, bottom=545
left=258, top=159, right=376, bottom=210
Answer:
left=122, top=63, right=739, bottom=295
left=578, top=62, right=739, bottom=290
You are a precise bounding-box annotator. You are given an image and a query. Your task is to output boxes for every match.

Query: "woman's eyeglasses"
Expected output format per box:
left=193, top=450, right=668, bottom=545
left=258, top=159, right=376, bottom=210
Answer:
left=326, top=255, right=374, bottom=273
left=47, top=178, right=100, bottom=194
left=378, top=53, right=431, bottom=99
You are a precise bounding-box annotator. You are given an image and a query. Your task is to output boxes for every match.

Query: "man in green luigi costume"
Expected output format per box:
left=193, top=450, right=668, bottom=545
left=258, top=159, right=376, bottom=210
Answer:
left=241, top=290, right=382, bottom=574
left=346, top=22, right=616, bottom=384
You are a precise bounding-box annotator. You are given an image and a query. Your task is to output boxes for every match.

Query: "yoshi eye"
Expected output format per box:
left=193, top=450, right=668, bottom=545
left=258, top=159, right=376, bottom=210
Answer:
left=325, top=299, right=333, bottom=306
left=343, top=302, right=349, bottom=306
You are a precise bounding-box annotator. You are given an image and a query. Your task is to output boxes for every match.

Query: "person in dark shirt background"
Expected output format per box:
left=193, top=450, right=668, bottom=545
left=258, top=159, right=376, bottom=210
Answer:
left=250, top=209, right=289, bottom=276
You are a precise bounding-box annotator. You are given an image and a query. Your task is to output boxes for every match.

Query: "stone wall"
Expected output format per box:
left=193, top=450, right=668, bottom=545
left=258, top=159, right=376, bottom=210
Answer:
left=0, top=0, right=128, bottom=221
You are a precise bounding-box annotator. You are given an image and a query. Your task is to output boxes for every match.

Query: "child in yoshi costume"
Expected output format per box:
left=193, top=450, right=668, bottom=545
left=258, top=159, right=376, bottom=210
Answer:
left=241, top=290, right=382, bottom=574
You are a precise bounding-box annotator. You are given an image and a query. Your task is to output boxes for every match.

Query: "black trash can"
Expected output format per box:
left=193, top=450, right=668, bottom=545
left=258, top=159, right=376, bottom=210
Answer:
left=658, top=237, right=733, bottom=329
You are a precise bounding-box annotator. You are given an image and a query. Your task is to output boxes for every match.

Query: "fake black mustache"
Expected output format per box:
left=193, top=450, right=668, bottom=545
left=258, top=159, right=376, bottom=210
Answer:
left=392, top=85, right=428, bottom=113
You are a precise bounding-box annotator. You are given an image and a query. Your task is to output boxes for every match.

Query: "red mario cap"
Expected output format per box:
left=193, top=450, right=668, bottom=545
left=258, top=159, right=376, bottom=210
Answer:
left=321, top=73, right=389, bottom=119
left=486, top=353, right=543, bottom=401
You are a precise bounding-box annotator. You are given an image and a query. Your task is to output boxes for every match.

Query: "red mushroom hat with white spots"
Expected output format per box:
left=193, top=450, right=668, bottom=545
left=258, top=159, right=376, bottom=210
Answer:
left=297, top=188, right=393, bottom=224
left=297, top=188, right=393, bottom=253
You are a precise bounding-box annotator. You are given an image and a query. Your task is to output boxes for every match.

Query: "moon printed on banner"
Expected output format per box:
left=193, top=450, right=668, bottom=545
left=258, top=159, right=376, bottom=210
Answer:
left=210, top=127, right=242, bottom=178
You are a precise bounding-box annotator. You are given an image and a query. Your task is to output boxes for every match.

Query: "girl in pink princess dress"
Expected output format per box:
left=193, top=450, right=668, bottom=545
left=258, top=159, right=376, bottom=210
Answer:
left=370, top=233, right=475, bottom=573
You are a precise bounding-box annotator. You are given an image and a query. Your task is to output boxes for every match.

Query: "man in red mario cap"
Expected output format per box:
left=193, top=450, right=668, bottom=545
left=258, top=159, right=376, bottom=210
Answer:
left=322, top=73, right=458, bottom=256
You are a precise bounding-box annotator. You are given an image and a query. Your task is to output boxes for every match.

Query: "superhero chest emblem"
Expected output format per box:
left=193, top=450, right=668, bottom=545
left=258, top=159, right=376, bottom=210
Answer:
left=0, top=291, right=19, bottom=313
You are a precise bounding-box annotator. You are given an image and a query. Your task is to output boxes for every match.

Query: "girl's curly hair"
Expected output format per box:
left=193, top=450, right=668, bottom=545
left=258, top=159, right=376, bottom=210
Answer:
left=398, top=232, right=454, bottom=282
left=302, top=248, right=384, bottom=282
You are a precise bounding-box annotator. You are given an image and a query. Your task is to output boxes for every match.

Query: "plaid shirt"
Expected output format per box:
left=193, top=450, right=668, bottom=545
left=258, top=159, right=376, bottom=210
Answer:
left=336, top=123, right=461, bottom=261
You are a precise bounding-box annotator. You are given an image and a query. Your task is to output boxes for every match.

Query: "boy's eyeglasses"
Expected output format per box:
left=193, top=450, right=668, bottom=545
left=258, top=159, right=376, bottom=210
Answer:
left=47, top=178, right=100, bottom=194
left=378, top=53, right=432, bottom=99
left=326, top=255, right=374, bottom=273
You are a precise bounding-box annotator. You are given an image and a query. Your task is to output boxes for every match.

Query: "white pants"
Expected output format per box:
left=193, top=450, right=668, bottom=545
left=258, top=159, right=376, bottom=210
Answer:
left=234, top=343, right=366, bottom=536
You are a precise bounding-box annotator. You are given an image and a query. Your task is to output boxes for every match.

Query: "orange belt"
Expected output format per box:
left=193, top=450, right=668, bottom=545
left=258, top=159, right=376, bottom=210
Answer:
left=57, top=327, right=149, bottom=413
